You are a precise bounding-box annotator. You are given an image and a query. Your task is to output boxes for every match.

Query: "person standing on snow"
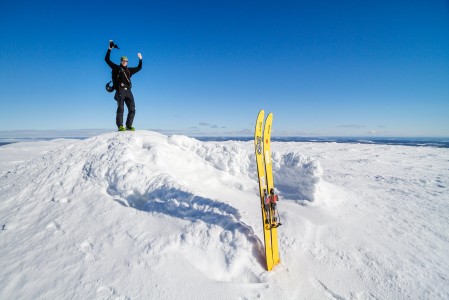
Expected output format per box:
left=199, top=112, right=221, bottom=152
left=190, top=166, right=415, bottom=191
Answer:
left=105, top=41, right=142, bottom=131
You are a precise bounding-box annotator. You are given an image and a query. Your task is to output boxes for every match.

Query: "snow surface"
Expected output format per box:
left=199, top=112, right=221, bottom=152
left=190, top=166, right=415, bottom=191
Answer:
left=0, top=131, right=448, bottom=299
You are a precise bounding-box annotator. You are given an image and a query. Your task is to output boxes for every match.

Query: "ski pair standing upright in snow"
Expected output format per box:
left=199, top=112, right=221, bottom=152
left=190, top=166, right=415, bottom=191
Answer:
left=254, top=110, right=281, bottom=271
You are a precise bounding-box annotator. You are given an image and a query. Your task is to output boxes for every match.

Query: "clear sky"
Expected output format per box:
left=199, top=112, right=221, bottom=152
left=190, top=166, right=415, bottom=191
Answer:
left=1, top=0, right=448, bottom=137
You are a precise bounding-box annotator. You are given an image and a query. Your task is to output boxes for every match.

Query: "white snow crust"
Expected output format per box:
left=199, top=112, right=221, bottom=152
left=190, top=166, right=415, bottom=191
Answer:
left=0, top=131, right=448, bottom=299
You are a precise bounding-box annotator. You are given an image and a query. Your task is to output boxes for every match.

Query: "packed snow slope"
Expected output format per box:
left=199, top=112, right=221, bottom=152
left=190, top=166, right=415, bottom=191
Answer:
left=0, top=131, right=448, bottom=299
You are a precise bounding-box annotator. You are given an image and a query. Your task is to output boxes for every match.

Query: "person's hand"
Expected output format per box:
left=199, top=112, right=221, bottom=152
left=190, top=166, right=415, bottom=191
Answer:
left=137, top=53, right=142, bottom=60
left=109, top=40, right=114, bottom=50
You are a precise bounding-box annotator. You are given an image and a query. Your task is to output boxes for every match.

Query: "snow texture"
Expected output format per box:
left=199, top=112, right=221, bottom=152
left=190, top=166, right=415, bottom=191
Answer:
left=0, top=131, right=448, bottom=299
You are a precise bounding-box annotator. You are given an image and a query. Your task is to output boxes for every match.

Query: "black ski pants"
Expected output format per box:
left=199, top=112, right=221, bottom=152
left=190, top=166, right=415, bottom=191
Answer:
left=115, top=87, right=135, bottom=128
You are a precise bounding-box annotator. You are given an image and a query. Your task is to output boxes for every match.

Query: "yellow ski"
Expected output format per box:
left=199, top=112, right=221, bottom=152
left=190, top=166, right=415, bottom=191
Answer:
left=254, top=109, right=274, bottom=271
left=263, top=113, right=281, bottom=267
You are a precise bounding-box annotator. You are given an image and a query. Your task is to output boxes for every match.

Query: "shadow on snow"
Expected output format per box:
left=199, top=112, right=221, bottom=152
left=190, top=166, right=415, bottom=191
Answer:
left=111, top=187, right=266, bottom=269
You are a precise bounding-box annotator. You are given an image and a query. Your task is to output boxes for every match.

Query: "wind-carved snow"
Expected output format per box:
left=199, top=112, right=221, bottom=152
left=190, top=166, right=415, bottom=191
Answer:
left=83, top=133, right=270, bottom=281
left=95, top=132, right=320, bottom=281
left=1, top=131, right=448, bottom=299
left=273, top=152, right=323, bottom=202
left=166, top=134, right=324, bottom=202
left=0, top=131, right=324, bottom=298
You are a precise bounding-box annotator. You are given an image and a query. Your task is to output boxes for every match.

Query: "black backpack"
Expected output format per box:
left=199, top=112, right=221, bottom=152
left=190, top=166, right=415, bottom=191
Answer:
left=106, top=68, right=120, bottom=93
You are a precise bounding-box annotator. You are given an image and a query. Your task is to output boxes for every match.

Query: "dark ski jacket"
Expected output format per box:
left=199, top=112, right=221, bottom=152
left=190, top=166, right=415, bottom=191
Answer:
left=105, top=49, right=142, bottom=89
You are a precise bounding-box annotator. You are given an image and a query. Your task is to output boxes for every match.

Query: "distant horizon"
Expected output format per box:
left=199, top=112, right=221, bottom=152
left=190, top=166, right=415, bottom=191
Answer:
left=0, top=128, right=448, bottom=139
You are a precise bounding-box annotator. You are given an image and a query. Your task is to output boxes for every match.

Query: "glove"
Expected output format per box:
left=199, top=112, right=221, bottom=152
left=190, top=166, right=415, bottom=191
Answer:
left=109, top=40, right=119, bottom=50
left=137, top=53, right=142, bottom=60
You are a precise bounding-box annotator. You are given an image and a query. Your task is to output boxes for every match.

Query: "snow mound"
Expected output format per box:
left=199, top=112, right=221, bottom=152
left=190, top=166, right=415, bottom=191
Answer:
left=2, top=132, right=448, bottom=299
left=0, top=130, right=325, bottom=298
left=166, top=134, right=324, bottom=201
left=273, top=152, right=323, bottom=202
left=0, top=131, right=324, bottom=215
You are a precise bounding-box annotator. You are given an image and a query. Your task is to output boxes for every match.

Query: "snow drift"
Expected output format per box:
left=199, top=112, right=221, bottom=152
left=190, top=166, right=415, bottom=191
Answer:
left=0, top=131, right=323, bottom=299
left=1, top=131, right=448, bottom=299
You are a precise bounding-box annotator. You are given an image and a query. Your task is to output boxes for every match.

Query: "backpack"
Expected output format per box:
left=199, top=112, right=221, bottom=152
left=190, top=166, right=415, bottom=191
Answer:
left=105, top=68, right=121, bottom=93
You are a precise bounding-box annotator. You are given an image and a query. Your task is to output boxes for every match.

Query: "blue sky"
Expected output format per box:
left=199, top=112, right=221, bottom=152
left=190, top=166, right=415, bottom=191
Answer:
left=1, top=0, right=448, bottom=136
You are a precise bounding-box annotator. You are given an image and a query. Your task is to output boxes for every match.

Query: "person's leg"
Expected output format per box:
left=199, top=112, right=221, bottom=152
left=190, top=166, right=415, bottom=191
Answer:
left=116, top=92, right=125, bottom=128
left=124, top=91, right=136, bottom=129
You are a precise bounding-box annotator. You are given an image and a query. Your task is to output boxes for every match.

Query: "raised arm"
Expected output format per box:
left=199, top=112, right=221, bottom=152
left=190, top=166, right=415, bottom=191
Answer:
left=129, top=53, right=142, bottom=75
left=105, top=49, right=118, bottom=69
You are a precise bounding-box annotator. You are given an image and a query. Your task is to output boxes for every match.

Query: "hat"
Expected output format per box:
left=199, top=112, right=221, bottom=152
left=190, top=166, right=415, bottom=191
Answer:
left=121, top=56, right=128, bottom=62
